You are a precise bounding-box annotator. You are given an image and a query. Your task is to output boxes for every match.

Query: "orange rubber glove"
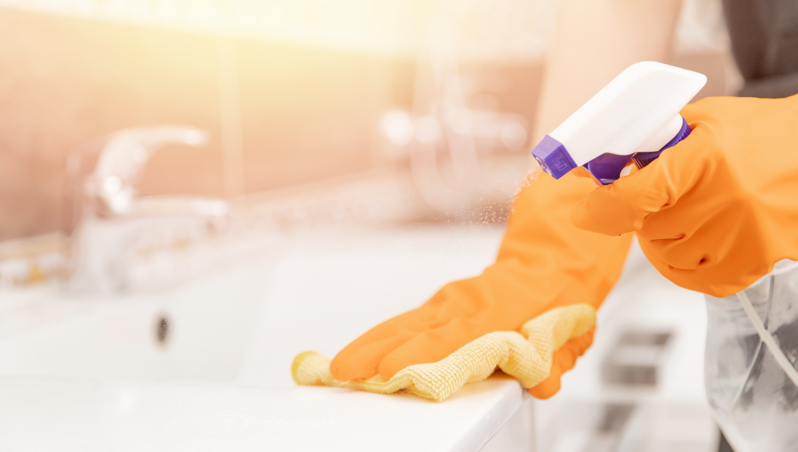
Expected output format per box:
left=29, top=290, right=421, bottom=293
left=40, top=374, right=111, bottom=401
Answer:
left=330, top=172, right=633, bottom=399
left=572, top=95, right=798, bottom=298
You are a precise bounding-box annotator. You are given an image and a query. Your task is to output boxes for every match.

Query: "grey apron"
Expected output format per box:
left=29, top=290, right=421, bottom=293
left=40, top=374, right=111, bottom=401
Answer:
left=723, top=0, right=798, bottom=97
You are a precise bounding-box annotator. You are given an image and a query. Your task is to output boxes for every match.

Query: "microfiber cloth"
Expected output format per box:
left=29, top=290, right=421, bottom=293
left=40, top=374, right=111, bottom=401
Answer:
left=291, top=303, right=595, bottom=402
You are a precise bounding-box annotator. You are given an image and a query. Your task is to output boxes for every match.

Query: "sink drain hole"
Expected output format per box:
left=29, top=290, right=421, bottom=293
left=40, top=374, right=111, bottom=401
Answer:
left=156, top=316, right=170, bottom=346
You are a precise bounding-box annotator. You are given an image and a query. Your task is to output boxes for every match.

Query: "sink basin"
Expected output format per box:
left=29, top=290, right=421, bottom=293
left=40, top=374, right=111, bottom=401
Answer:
left=0, top=225, right=534, bottom=451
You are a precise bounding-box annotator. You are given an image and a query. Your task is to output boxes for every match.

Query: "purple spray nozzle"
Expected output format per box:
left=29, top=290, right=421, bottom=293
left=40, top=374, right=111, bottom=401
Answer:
left=531, top=135, right=577, bottom=180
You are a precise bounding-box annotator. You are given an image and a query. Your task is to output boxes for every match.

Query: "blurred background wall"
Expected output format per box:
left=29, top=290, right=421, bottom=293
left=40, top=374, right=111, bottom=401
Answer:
left=0, top=0, right=734, bottom=242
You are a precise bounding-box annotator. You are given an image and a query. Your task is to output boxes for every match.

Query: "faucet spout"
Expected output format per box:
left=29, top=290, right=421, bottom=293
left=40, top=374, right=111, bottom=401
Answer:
left=65, top=126, right=230, bottom=292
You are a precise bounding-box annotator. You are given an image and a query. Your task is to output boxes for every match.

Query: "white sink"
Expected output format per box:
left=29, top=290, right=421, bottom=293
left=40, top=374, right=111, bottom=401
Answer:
left=0, top=225, right=534, bottom=451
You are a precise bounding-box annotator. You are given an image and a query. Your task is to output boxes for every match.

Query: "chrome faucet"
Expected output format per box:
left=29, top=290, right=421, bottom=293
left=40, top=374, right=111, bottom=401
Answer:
left=64, top=126, right=230, bottom=292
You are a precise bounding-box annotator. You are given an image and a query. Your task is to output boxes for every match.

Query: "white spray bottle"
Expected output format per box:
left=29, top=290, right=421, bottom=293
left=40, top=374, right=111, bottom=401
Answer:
left=531, top=62, right=707, bottom=185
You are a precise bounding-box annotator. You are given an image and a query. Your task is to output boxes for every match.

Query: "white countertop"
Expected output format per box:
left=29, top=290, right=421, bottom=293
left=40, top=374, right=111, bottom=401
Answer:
left=0, top=375, right=527, bottom=451
left=0, top=225, right=530, bottom=451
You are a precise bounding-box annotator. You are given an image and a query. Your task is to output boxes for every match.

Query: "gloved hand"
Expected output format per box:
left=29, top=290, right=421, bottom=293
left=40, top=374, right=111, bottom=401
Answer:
left=330, top=173, right=633, bottom=399
left=572, top=95, right=798, bottom=298
left=295, top=304, right=598, bottom=402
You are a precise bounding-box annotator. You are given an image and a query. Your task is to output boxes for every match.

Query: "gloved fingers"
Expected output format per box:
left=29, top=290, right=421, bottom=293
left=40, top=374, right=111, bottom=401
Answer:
left=571, top=125, right=712, bottom=236
left=378, top=316, right=486, bottom=380
left=330, top=283, right=493, bottom=381
left=527, top=361, right=563, bottom=399
left=330, top=303, right=446, bottom=381
left=641, top=229, right=773, bottom=297
left=330, top=328, right=419, bottom=381
left=527, top=327, right=595, bottom=399
left=636, top=204, right=736, bottom=271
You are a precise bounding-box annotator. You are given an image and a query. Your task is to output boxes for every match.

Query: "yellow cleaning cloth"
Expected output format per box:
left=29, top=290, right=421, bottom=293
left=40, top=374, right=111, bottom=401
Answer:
left=291, top=303, right=596, bottom=402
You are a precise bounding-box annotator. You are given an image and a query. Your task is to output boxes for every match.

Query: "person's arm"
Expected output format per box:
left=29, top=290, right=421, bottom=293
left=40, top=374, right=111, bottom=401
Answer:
left=534, top=0, right=683, bottom=142
left=516, top=0, right=684, bottom=395
left=330, top=0, right=684, bottom=399
left=331, top=170, right=633, bottom=398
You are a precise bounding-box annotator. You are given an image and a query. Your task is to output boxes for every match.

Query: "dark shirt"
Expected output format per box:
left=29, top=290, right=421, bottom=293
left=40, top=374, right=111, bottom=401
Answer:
left=723, top=0, right=798, bottom=97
